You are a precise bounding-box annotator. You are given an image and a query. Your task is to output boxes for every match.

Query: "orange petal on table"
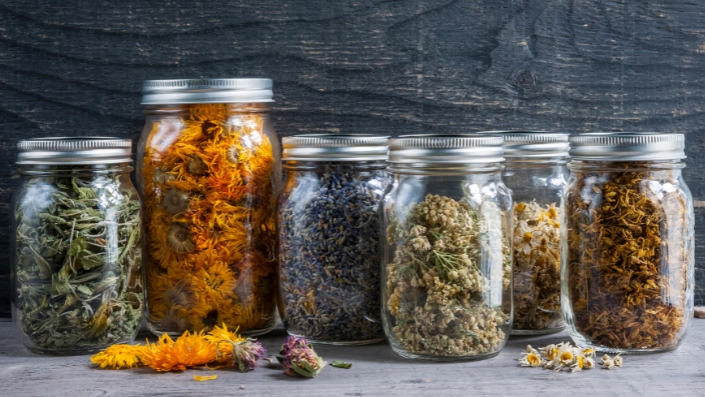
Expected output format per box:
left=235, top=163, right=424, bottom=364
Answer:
left=194, top=374, right=218, bottom=381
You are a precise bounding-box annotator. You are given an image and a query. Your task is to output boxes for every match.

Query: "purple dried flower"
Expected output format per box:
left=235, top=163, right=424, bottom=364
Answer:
left=231, top=339, right=266, bottom=372
left=277, top=336, right=325, bottom=378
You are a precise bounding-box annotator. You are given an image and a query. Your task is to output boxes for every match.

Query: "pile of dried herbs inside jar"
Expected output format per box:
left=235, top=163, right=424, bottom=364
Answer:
left=512, top=201, right=563, bottom=332
left=14, top=173, right=143, bottom=351
left=278, top=164, right=387, bottom=343
left=565, top=168, right=690, bottom=349
left=385, top=194, right=511, bottom=357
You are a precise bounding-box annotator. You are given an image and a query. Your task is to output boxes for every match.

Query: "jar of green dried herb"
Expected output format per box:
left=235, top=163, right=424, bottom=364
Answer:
left=277, top=134, right=389, bottom=345
left=562, top=133, right=694, bottom=354
left=11, top=138, right=144, bottom=355
left=479, top=131, right=569, bottom=335
left=381, top=135, right=513, bottom=361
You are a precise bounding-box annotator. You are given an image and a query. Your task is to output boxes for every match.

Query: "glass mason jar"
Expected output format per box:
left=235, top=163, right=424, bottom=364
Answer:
left=381, top=135, right=513, bottom=361
left=277, top=135, right=389, bottom=345
left=137, top=79, right=281, bottom=336
left=10, top=138, right=144, bottom=355
left=480, top=131, right=569, bottom=335
left=562, top=133, right=694, bottom=354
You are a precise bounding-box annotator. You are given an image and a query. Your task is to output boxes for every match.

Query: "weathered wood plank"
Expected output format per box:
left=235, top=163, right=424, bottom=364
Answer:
left=2, top=0, right=705, bottom=316
left=1, top=320, right=704, bottom=396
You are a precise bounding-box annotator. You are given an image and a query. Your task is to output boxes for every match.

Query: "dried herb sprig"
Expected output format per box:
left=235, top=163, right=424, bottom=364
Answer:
left=565, top=167, right=690, bottom=349
left=385, top=194, right=511, bottom=357
left=512, top=201, right=563, bottom=331
left=15, top=172, right=143, bottom=351
left=278, top=164, right=387, bottom=343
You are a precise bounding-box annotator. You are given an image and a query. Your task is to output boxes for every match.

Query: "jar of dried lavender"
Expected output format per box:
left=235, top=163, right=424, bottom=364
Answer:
left=277, top=134, right=389, bottom=345
left=562, top=133, right=694, bottom=354
left=479, top=131, right=569, bottom=335
left=381, top=135, right=512, bottom=361
left=10, top=138, right=144, bottom=355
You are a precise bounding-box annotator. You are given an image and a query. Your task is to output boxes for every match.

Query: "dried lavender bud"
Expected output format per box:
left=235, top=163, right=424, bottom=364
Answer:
left=278, top=163, right=388, bottom=343
left=512, top=201, right=563, bottom=331
left=384, top=194, right=511, bottom=357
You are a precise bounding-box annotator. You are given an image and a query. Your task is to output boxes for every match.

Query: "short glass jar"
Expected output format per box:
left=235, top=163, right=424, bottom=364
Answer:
left=381, top=135, right=513, bottom=361
left=137, top=79, right=280, bottom=336
left=480, top=131, right=569, bottom=335
left=562, top=133, right=694, bottom=354
left=277, top=135, right=389, bottom=345
left=10, top=138, right=144, bottom=355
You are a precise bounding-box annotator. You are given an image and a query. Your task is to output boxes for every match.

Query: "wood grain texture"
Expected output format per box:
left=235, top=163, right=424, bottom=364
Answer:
left=1, top=320, right=705, bottom=397
left=2, top=0, right=705, bottom=316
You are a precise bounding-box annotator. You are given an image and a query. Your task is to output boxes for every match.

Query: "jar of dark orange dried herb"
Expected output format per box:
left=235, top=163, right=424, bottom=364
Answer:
left=562, top=133, right=694, bottom=354
left=480, top=131, right=569, bottom=335
left=137, top=79, right=280, bottom=337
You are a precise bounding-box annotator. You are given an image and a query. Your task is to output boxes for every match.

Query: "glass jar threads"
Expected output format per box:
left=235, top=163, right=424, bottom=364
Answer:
left=137, top=79, right=280, bottom=336
left=562, top=133, right=694, bottom=353
left=482, top=131, right=569, bottom=335
left=381, top=135, right=513, bottom=361
left=277, top=134, right=389, bottom=345
left=10, top=138, right=144, bottom=354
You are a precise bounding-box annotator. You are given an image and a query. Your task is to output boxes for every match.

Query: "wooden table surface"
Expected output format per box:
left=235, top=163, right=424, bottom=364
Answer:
left=1, top=319, right=704, bottom=397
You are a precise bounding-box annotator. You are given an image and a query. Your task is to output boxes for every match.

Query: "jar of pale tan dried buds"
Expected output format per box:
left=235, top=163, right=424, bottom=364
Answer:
left=480, top=131, right=569, bottom=335
left=381, top=135, right=512, bottom=361
left=562, top=133, right=694, bottom=354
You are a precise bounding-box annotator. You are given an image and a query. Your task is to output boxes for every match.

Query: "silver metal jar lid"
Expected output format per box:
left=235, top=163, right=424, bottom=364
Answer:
left=141, top=78, right=274, bottom=104
left=478, top=131, right=569, bottom=159
left=569, top=132, right=686, bottom=161
left=16, top=137, right=133, bottom=165
left=388, top=134, right=504, bottom=164
left=282, top=134, right=389, bottom=161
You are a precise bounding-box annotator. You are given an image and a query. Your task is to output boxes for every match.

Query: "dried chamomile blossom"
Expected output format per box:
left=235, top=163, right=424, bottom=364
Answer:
left=519, top=342, right=604, bottom=373
left=512, top=201, right=563, bottom=332
left=385, top=194, right=511, bottom=357
left=277, top=336, right=325, bottom=378
left=600, top=353, right=623, bottom=370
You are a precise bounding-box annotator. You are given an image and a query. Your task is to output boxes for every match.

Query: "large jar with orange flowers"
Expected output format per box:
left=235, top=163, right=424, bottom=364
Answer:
left=137, top=79, right=280, bottom=337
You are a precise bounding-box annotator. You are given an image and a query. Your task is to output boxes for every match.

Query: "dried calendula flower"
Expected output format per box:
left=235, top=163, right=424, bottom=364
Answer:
left=564, top=166, right=690, bottom=350
left=89, top=323, right=264, bottom=373
left=90, top=344, right=142, bottom=369
left=384, top=194, right=511, bottom=358
left=512, top=201, right=563, bottom=332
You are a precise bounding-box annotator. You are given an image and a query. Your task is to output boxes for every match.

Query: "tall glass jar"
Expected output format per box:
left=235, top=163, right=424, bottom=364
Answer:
left=10, top=138, right=144, bottom=355
left=277, top=135, right=389, bottom=345
left=382, top=135, right=513, bottom=361
left=562, top=133, right=694, bottom=354
left=137, top=79, right=280, bottom=336
left=480, top=131, right=569, bottom=335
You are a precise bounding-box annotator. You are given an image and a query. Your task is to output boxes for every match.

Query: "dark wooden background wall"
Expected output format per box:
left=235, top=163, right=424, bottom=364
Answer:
left=1, top=0, right=705, bottom=317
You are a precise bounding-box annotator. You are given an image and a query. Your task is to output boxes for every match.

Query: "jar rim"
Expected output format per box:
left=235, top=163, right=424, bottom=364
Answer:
left=141, top=78, right=274, bottom=104
left=16, top=137, right=133, bottom=165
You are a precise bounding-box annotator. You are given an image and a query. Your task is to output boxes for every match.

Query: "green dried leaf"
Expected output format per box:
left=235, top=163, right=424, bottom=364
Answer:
left=330, top=360, right=352, bottom=369
left=14, top=172, right=143, bottom=350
